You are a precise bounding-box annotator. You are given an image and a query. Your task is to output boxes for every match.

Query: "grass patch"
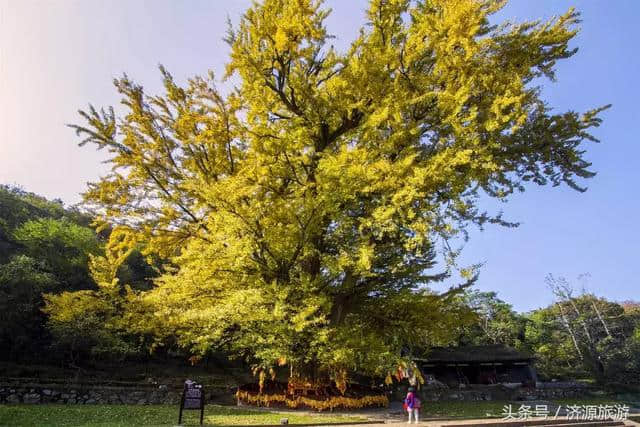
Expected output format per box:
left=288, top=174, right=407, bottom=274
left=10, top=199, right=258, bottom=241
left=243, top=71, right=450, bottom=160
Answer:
left=0, top=404, right=367, bottom=426
left=419, top=400, right=510, bottom=419
left=418, top=397, right=633, bottom=420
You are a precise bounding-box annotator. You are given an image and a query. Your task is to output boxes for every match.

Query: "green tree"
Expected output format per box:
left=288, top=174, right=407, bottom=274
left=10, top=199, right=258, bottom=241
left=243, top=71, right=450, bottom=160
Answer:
left=0, top=255, right=58, bottom=359
left=67, top=0, right=607, bottom=387
left=0, top=185, right=80, bottom=263
left=460, top=290, right=526, bottom=348
left=525, top=307, right=584, bottom=380
left=13, top=218, right=101, bottom=290
left=525, top=277, right=639, bottom=383
left=0, top=185, right=158, bottom=361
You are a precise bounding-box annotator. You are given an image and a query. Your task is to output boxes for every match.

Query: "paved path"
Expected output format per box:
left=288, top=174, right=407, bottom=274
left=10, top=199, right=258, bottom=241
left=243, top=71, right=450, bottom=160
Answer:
left=252, top=403, right=640, bottom=427
left=334, top=418, right=640, bottom=427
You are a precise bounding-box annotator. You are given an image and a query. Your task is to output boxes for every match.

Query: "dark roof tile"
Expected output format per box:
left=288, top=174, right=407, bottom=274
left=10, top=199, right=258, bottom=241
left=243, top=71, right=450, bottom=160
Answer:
left=415, top=345, right=534, bottom=363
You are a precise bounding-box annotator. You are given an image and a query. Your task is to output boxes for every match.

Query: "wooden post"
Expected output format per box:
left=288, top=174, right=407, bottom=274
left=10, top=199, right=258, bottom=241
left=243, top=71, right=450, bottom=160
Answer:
left=178, top=391, right=185, bottom=425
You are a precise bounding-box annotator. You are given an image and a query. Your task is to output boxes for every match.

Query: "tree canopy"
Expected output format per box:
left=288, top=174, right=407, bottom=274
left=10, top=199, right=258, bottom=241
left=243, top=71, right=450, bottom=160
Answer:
left=0, top=185, right=158, bottom=362
left=524, top=276, right=640, bottom=383
left=68, top=0, right=607, bottom=386
left=459, top=290, right=525, bottom=348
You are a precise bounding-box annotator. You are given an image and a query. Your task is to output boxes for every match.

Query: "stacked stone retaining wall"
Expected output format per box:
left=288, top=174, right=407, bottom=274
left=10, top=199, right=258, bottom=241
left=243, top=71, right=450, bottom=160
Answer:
left=0, top=381, right=600, bottom=405
left=0, top=382, right=236, bottom=405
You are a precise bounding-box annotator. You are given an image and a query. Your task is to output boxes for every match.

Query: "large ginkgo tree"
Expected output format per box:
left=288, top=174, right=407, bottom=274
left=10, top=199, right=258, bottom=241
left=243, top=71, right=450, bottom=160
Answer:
left=61, top=0, right=607, bottom=388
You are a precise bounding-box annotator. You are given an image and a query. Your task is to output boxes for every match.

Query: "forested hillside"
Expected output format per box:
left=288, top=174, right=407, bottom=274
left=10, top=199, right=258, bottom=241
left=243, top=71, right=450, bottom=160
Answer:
left=0, top=185, right=155, bottom=363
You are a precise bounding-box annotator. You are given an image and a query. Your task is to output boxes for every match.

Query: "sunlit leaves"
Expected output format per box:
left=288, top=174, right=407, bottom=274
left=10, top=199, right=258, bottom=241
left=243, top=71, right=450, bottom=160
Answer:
left=67, top=0, right=607, bottom=385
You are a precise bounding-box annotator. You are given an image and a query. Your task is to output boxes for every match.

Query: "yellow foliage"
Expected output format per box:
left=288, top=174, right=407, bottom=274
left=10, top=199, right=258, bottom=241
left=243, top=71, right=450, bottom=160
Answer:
left=67, top=0, right=608, bottom=383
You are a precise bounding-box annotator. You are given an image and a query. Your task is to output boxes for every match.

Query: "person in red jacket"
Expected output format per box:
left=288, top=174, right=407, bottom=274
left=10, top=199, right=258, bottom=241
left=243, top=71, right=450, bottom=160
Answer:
left=404, top=387, right=420, bottom=424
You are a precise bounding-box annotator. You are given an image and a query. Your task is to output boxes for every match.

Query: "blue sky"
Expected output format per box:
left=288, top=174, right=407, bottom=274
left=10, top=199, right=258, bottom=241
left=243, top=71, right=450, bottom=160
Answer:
left=1, top=0, right=637, bottom=312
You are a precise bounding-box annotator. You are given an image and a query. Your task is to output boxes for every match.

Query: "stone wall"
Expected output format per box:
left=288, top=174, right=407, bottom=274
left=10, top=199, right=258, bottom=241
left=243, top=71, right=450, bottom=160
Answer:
left=517, top=382, right=593, bottom=401
left=0, top=383, right=236, bottom=405
left=1, top=381, right=599, bottom=405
